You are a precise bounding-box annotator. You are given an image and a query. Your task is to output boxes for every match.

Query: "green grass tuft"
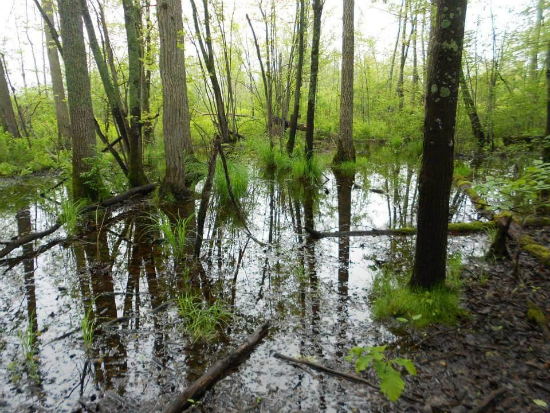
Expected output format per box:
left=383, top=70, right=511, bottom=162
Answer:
left=372, top=266, right=465, bottom=328
left=177, top=293, right=231, bottom=341
left=60, top=198, right=85, bottom=235
left=214, top=160, right=249, bottom=203
left=148, top=212, right=193, bottom=258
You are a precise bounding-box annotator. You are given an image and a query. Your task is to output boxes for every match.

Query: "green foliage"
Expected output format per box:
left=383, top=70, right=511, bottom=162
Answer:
left=59, top=198, right=86, bottom=235
left=81, top=306, right=95, bottom=351
left=0, top=128, right=56, bottom=176
left=372, top=267, right=465, bottom=327
left=476, top=159, right=550, bottom=213
left=345, top=345, right=416, bottom=401
left=454, top=163, right=471, bottom=178
left=214, top=160, right=249, bottom=203
left=149, top=212, right=193, bottom=258
left=18, top=317, right=39, bottom=383
left=176, top=293, right=231, bottom=341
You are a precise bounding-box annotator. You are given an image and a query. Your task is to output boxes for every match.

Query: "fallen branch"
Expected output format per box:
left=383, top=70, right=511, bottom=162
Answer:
left=305, top=221, right=495, bottom=239
left=162, top=322, right=270, bottom=413
left=468, top=387, right=507, bottom=413
left=273, top=352, right=422, bottom=404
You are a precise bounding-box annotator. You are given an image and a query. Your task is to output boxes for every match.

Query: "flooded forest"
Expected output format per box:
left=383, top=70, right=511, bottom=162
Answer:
left=0, top=0, right=550, bottom=412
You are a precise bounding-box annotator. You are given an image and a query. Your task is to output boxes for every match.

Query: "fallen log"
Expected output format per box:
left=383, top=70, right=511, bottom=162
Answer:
left=305, top=221, right=495, bottom=239
left=0, top=184, right=156, bottom=259
left=162, top=322, right=270, bottom=413
left=454, top=176, right=550, bottom=268
left=273, top=352, right=422, bottom=404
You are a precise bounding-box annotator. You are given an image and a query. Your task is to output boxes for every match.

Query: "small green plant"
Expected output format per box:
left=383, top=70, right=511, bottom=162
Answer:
left=454, top=163, right=471, bottom=178
left=60, top=198, right=85, bottom=235
left=18, top=317, right=40, bottom=383
left=214, top=160, right=250, bottom=203
left=81, top=305, right=95, bottom=350
left=150, top=212, right=194, bottom=258
left=345, top=345, right=416, bottom=401
left=177, top=293, right=231, bottom=341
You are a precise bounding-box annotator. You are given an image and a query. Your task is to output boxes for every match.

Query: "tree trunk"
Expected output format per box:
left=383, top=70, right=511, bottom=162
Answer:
left=158, top=0, right=194, bottom=199
left=396, top=1, right=409, bottom=109
left=459, top=69, right=486, bottom=148
left=286, top=0, right=305, bottom=155
left=122, top=0, right=148, bottom=187
left=142, top=1, right=154, bottom=146
left=410, top=0, right=467, bottom=288
left=0, top=56, right=21, bottom=138
left=305, top=0, right=324, bottom=161
left=545, top=40, right=550, bottom=163
left=42, top=0, right=71, bottom=149
left=58, top=0, right=100, bottom=201
left=333, top=0, right=356, bottom=164
left=529, top=0, right=543, bottom=81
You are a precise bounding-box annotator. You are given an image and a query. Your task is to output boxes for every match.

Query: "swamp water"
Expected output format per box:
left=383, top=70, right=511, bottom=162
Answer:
left=0, top=149, right=489, bottom=412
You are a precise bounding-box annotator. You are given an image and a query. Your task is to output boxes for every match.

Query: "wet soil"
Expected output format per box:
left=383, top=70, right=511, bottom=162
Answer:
left=0, top=151, right=548, bottom=413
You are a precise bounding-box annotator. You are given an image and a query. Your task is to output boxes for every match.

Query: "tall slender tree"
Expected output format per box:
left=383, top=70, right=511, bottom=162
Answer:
left=58, top=0, right=100, bottom=200
left=286, top=0, right=305, bottom=155
left=0, top=56, right=21, bottom=138
left=158, top=0, right=194, bottom=199
left=305, top=0, right=324, bottom=161
left=333, top=0, right=356, bottom=164
left=42, top=0, right=71, bottom=149
left=122, top=0, right=148, bottom=187
left=410, top=0, right=468, bottom=288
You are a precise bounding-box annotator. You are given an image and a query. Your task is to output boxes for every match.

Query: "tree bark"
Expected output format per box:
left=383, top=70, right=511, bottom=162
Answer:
left=122, top=0, right=148, bottom=187
left=545, top=40, right=550, bottom=163
left=305, top=0, right=324, bottom=161
left=333, top=0, right=356, bottom=164
left=286, top=0, right=306, bottom=155
left=0, top=56, right=21, bottom=138
left=529, top=0, right=544, bottom=81
left=42, top=0, right=71, bottom=149
left=410, top=0, right=467, bottom=288
left=158, top=0, right=194, bottom=199
left=58, top=0, right=100, bottom=201
left=459, top=69, right=486, bottom=148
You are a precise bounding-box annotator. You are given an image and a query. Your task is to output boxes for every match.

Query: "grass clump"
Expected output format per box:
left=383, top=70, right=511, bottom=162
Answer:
left=60, top=198, right=85, bottom=235
left=177, top=293, right=231, bottom=341
left=18, top=316, right=40, bottom=383
left=214, top=160, right=249, bottom=203
left=149, top=212, right=193, bottom=258
left=81, top=305, right=95, bottom=350
left=372, top=265, right=465, bottom=328
left=290, top=153, right=326, bottom=183
left=454, top=163, right=472, bottom=178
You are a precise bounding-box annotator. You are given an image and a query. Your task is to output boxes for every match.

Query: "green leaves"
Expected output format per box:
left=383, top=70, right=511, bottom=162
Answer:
left=346, top=346, right=416, bottom=402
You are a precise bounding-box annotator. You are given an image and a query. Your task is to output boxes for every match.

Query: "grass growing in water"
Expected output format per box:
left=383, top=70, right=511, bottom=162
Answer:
left=372, top=263, right=465, bottom=327
left=177, top=293, right=231, bottom=341
left=149, top=212, right=193, bottom=258
left=18, top=316, right=39, bottom=383
left=81, top=306, right=95, bottom=350
left=60, top=198, right=85, bottom=235
left=214, top=160, right=249, bottom=203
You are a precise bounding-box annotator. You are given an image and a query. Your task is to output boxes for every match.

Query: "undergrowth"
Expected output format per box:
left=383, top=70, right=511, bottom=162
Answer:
left=177, top=293, right=231, bottom=341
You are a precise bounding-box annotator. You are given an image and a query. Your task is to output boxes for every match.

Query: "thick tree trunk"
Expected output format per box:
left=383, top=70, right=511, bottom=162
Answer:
left=42, top=0, right=71, bottom=149
left=410, top=0, right=467, bottom=288
left=333, top=0, right=356, bottom=164
left=158, top=0, right=194, bottom=199
left=0, top=57, right=21, bottom=138
left=286, top=0, right=305, bottom=155
left=122, top=0, right=148, bottom=187
left=58, top=0, right=100, bottom=201
left=305, top=0, right=324, bottom=161
left=459, top=69, right=486, bottom=148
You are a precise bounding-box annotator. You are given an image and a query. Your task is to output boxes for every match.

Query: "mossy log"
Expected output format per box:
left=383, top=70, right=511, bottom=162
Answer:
left=527, top=302, right=550, bottom=341
left=305, top=221, right=495, bottom=239
left=454, top=175, right=550, bottom=268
